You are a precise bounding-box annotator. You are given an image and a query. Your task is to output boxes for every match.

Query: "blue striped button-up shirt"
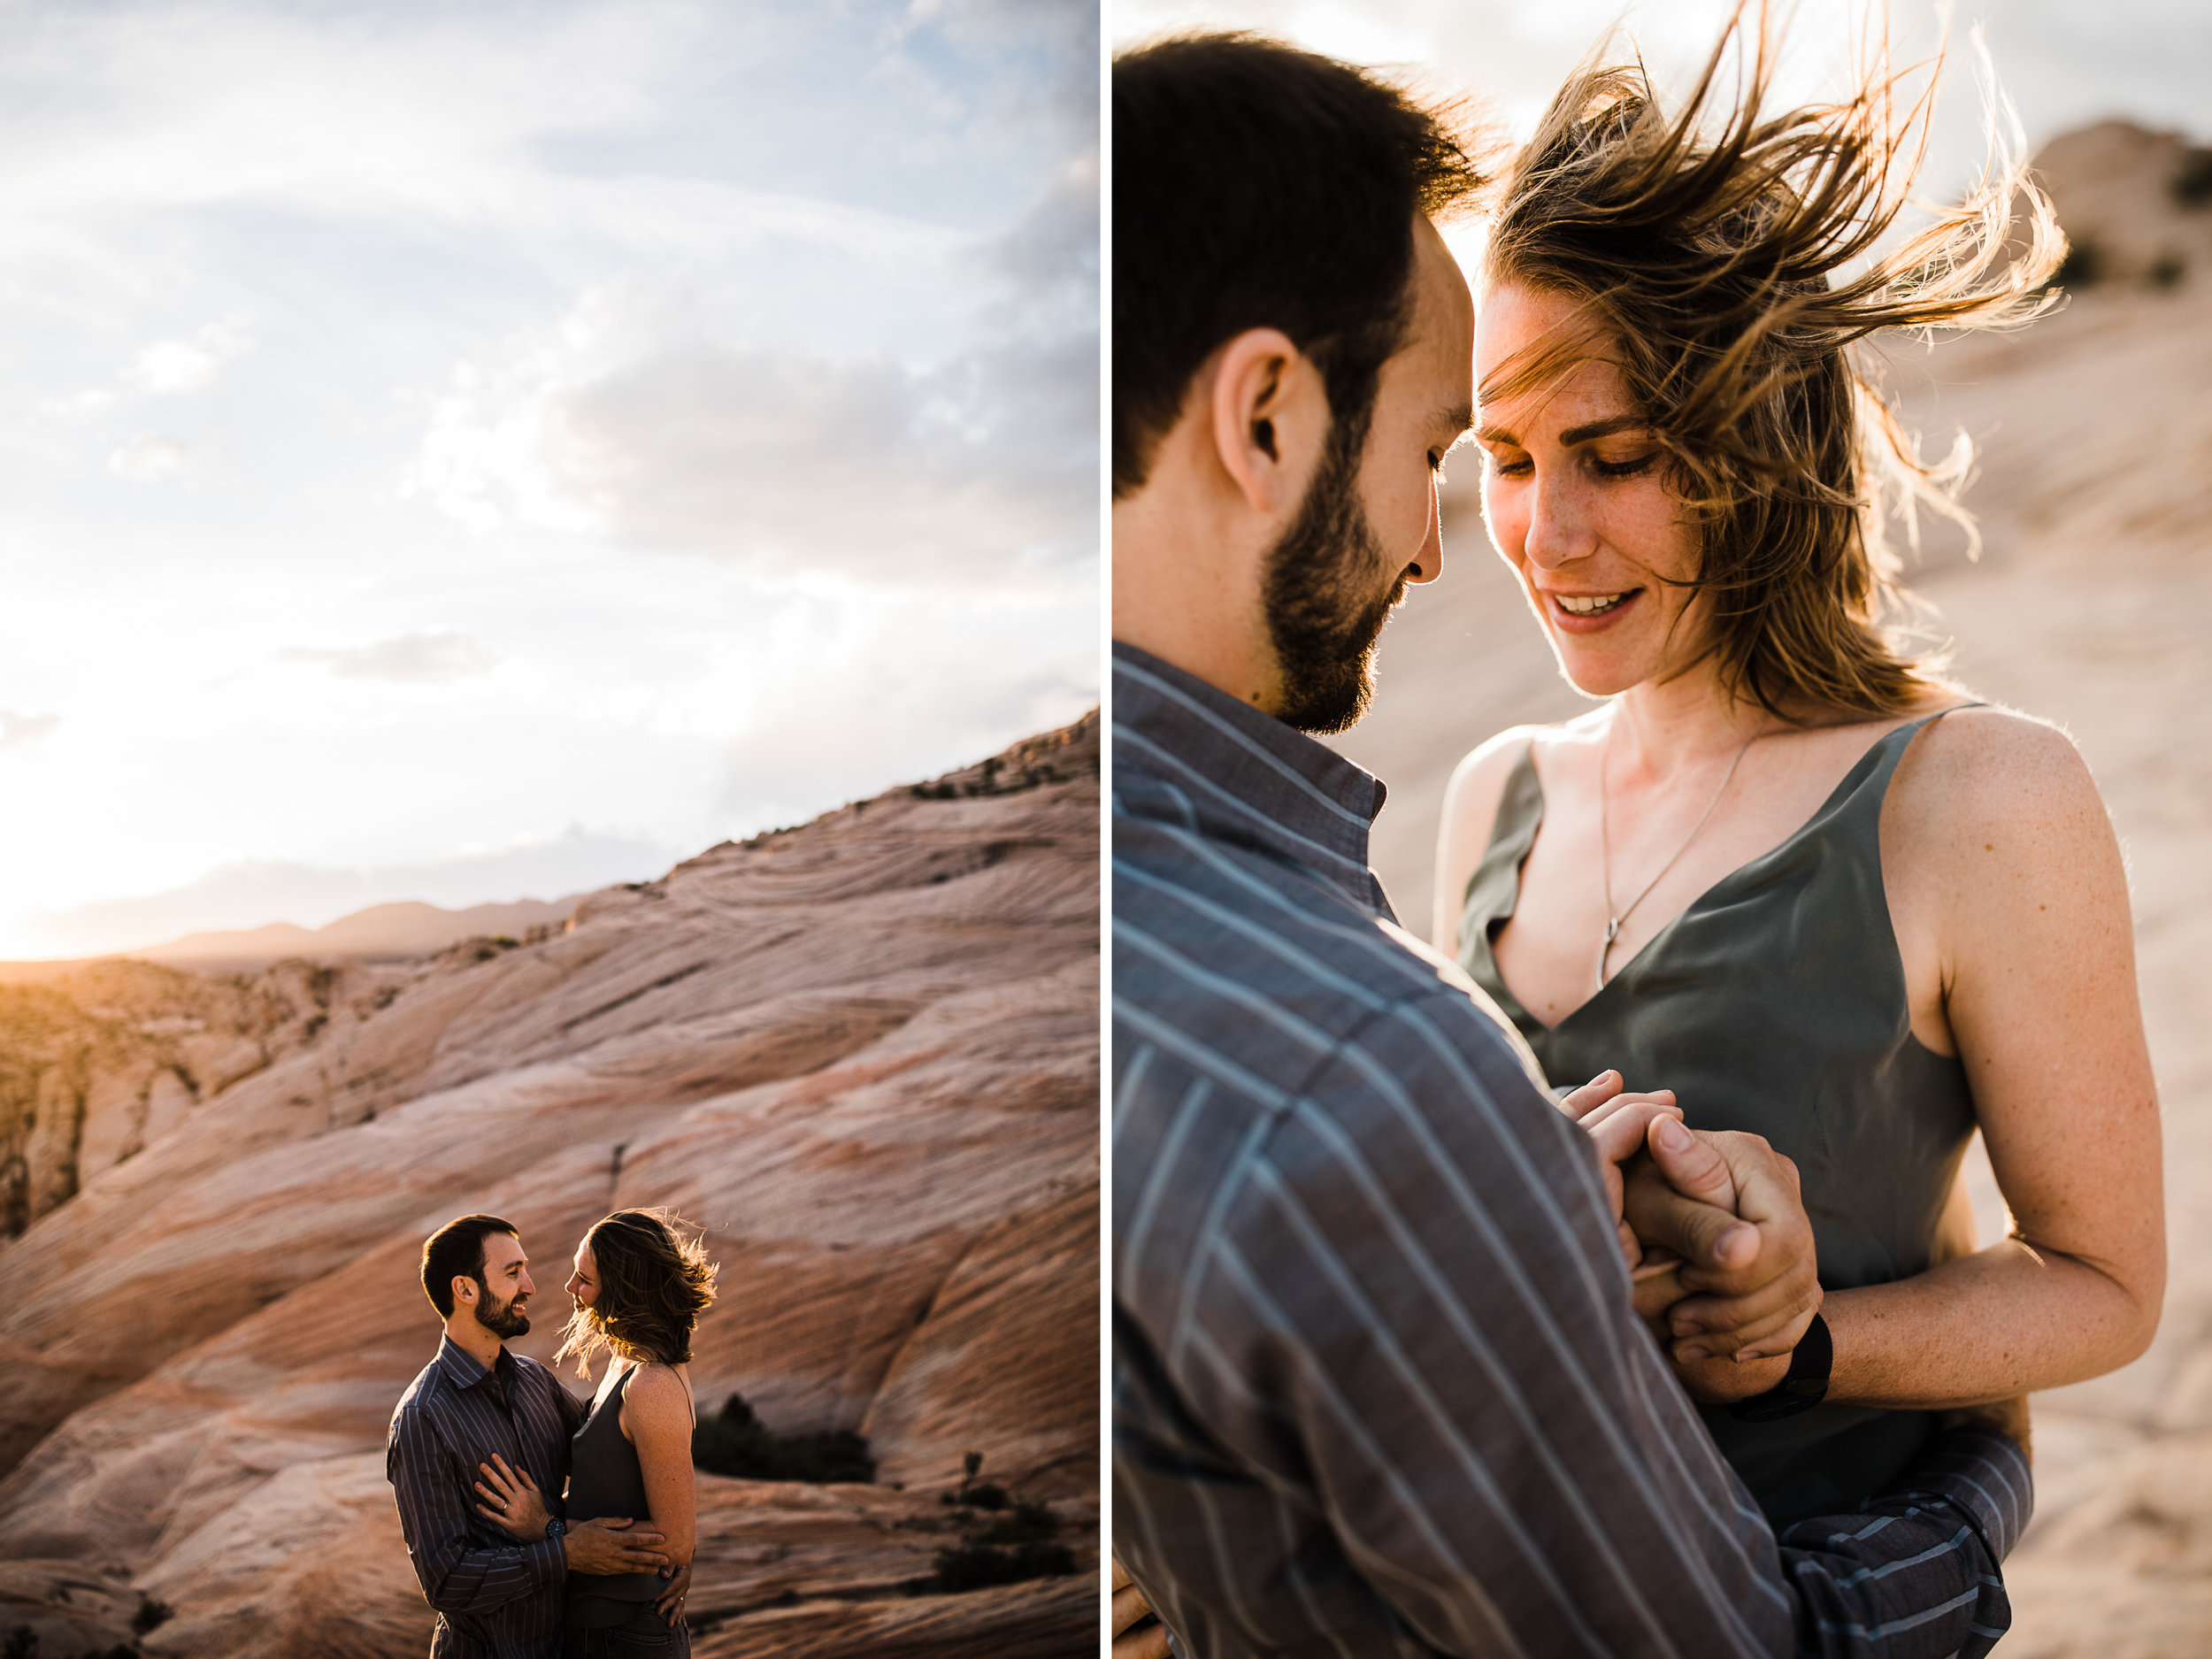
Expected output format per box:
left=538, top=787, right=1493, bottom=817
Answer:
left=1110, top=641, right=2029, bottom=1659
left=388, top=1335, right=586, bottom=1659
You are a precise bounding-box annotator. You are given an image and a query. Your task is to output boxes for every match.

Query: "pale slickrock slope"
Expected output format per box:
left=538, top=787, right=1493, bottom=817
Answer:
left=1327, top=126, right=2212, bottom=1657
left=0, top=713, right=1099, bottom=1658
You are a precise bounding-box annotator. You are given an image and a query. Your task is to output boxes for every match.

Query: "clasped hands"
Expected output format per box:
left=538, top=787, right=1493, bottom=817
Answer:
left=1565, top=1071, right=1822, bottom=1404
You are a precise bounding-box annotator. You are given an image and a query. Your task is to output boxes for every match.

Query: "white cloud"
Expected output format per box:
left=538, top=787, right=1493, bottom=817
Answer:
left=106, top=434, right=195, bottom=482
left=281, top=633, right=499, bottom=685
left=409, top=144, right=1097, bottom=590
left=128, top=318, right=254, bottom=396
left=0, top=710, right=60, bottom=751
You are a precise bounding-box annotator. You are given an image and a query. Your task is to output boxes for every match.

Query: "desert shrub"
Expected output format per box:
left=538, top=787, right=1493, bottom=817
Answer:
left=2150, top=251, right=2186, bottom=288
left=2051, top=238, right=2103, bottom=290
left=691, top=1394, right=873, bottom=1484
left=133, top=1594, right=173, bottom=1635
left=941, top=1481, right=1008, bottom=1511
left=904, top=1541, right=1077, bottom=1594
left=2174, top=147, right=2212, bottom=205
left=979, top=1502, right=1061, bottom=1546
left=2, top=1626, right=34, bottom=1659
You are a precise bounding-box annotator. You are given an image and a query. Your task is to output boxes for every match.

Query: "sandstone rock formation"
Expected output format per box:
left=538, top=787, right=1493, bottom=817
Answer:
left=1327, top=125, right=2212, bottom=1657
left=0, top=712, right=1099, bottom=1658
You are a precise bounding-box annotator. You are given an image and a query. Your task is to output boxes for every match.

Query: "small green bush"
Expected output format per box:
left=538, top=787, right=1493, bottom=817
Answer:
left=2150, top=251, right=2186, bottom=288
left=133, top=1594, right=173, bottom=1635
left=691, top=1394, right=874, bottom=1484
left=2, top=1627, right=35, bottom=1659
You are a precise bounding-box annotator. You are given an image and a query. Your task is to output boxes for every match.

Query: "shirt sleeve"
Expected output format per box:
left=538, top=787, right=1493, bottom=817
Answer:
left=387, top=1408, right=567, bottom=1616
left=1173, top=995, right=2026, bottom=1659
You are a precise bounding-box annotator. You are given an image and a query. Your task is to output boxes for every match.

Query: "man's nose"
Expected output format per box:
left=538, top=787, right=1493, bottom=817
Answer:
left=1404, top=473, right=1445, bottom=586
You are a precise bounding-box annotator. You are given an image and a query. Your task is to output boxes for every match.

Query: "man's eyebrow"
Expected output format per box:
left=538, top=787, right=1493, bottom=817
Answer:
left=1436, top=402, right=1474, bottom=438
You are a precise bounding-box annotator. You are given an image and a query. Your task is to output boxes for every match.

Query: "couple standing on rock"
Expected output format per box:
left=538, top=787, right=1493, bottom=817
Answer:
left=386, top=1210, right=715, bottom=1659
left=1110, top=8, right=2162, bottom=1656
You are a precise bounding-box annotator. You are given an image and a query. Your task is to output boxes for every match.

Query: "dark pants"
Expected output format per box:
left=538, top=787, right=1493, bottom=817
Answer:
left=561, top=1600, right=689, bottom=1659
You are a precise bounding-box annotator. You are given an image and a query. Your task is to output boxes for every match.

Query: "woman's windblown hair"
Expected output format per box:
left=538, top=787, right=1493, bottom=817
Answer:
left=1484, top=2, right=2065, bottom=718
left=555, top=1209, right=718, bottom=1377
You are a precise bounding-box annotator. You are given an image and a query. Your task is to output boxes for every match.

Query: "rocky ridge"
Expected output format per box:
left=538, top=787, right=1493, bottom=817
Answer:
left=0, top=710, right=1100, bottom=1658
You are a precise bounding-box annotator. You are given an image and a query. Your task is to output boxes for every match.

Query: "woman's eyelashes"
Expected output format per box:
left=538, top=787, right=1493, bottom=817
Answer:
left=1593, top=451, right=1656, bottom=479
left=1484, top=449, right=1655, bottom=481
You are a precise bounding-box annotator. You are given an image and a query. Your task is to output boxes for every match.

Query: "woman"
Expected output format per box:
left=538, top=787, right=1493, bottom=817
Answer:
left=1432, top=10, right=2164, bottom=1527
left=475, top=1210, right=718, bottom=1655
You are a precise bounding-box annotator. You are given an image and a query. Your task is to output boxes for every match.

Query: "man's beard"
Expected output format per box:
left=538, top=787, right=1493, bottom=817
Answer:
left=1261, top=424, right=1407, bottom=735
left=472, top=1285, right=531, bottom=1340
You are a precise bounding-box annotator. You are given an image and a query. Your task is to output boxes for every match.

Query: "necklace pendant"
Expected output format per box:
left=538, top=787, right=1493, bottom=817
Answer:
left=1604, top=917, right=1621, bottom=944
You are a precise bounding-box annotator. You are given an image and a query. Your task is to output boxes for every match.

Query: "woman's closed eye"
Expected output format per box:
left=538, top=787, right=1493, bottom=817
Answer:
left=1593, top=451, right=1657, bottom=480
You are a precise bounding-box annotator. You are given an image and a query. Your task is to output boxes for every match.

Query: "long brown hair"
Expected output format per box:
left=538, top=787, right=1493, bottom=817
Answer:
left=1482, top=3, right=2064, bottom=718
left=554, top=1209, right=718, bottom=1378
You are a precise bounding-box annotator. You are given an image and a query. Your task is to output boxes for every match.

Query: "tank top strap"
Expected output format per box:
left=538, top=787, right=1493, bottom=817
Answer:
left=1455, top=739, right=1543, bottom=950
left=1816, top=700, right=1987, bottom=841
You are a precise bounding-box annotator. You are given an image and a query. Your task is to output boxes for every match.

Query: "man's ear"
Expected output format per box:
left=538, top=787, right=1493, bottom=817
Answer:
left=1208, top=327, right=1328, bottom=517
left=453, top=1275, right=477, bottom=1309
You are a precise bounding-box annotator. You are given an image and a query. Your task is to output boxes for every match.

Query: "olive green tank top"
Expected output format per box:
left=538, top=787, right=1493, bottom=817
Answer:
left=568, top=1364, right=693, bottom=1620
left=1456, top=712, right=1978, bottom=1529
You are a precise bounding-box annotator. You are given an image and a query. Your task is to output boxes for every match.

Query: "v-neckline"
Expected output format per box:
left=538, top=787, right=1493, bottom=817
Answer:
left=1488, top=718, right=1916, bottom=1035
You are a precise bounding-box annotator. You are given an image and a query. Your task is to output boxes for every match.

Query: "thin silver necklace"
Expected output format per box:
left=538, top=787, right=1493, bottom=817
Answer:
left=1596, top=714, right=1768, bottom=990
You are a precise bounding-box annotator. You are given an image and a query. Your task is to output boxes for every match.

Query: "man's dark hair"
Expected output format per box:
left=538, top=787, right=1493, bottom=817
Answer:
left=421, top=1213, right=518, bottom=1318
left=1112, top=33, right=1486, bottom=498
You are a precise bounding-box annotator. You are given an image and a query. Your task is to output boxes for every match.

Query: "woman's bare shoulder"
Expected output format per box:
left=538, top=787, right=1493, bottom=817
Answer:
left=1441, top=712, right=1603, bottom=829
left=621, top=1361, right=695, bottom=1437
left=1892, top=701, right=2110, bottom=863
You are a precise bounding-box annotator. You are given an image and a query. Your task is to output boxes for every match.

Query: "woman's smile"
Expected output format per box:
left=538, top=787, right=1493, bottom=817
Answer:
left=1541, top=586, right=1644, bottom=628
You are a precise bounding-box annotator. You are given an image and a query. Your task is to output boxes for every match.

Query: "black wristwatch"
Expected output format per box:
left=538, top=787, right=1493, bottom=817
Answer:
left=545, top=1517, right=567, bottom=1540
left=1728, top=1311, right=1832, bottom=1422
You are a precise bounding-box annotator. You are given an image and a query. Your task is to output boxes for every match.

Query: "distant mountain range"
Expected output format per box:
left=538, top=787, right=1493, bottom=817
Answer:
left=128, top=895, right=584, bottom=971
left=0, top=895, right=584, bottom=983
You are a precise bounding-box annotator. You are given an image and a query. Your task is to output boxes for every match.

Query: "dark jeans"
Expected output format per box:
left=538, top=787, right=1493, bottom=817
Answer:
left=561, top=1601, right=689, bottom=1659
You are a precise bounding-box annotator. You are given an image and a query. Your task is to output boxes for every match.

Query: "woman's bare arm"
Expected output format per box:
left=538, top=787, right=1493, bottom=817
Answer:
left=624, top=1364, right=699, bottom=1568
left=1809, top=711, right=2162, bottom=1407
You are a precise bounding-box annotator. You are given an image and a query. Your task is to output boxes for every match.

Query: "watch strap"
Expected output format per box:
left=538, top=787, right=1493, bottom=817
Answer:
left=1727, top=1310, right=1832, bottom=1423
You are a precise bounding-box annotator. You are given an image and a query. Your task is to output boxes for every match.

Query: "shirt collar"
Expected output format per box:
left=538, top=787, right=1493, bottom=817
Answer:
left=434, top=1333, right=512, bottom=1393
left=1112, top=641, right=1393, bottom=919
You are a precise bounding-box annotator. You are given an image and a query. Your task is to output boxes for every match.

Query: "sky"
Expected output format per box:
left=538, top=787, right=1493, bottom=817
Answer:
left=0, top=0, right=1099, bottom=958
left=1114, top=0, right=2212, bottom=206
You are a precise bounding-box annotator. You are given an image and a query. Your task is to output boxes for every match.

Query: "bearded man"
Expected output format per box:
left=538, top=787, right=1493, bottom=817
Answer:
left=388, top=1214, right=673, bottom=1658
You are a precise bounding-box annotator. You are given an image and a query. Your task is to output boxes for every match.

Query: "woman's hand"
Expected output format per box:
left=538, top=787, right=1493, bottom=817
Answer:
left=654, top=1560, right=693, bottom=1625
left=1563, top=1071, right=1684, bottom=1267
left=474, top=1454, right=553, bottom=1540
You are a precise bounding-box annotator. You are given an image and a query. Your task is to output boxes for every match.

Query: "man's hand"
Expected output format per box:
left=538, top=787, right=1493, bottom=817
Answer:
left=654, top=1560, right=693, bottom=1625
left=563, top=1516, right=670, bottom=1576
left=1624, top=1121, right=1822, bottom=1403
left=1112, top=1558, right=1171, bottom=1659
